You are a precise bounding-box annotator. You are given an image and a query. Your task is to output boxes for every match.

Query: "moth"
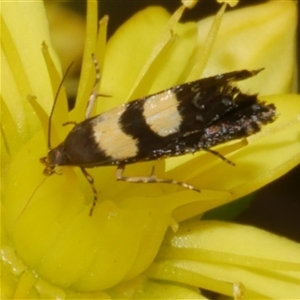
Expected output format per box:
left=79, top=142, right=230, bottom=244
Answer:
left=41, top=54, right=276, bottom=215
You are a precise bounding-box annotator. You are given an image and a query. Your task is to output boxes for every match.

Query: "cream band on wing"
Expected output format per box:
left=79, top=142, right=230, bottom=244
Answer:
left=143, top=91, right=182, bottom=137
left=92, top=106, right=139, bottom=160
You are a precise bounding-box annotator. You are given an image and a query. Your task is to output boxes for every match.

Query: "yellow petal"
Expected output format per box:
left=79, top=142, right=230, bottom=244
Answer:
left=217, top=0, right=239, bottom=7
left=0, top=0, right=60, bottom=151
left=1, top=5, right=199, bottom=292
left=197, top=1, right=297, bottom=94
left=108, top=274, right=208, bottom=299
left=148, top=219, right=300, bottom=299
left=99, top=6, right=197, bottom=111
left=1, top=0, right=299, bottom=298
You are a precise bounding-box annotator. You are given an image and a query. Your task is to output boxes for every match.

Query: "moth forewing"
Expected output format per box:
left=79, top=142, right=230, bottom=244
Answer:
left=41, top=57, right=276, bottom=215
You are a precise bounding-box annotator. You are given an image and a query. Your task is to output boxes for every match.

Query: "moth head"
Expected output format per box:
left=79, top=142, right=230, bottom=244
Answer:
left=40, top=144, right=67, bottom=176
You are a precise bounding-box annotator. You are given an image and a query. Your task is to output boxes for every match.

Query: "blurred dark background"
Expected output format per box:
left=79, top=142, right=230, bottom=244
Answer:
left=47, top=0, right=300, bottom=242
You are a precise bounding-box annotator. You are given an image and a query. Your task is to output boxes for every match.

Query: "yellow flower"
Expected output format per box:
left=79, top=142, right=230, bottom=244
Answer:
left=1, top=0, right=300, bottom=299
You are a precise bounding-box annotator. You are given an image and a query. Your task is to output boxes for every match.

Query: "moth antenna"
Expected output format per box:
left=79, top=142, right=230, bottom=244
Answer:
left=47, top=62, right=74, bottom=150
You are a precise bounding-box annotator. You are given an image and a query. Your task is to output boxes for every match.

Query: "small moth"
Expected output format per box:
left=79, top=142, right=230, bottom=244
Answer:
left=41, top=55, right=276, bottom=215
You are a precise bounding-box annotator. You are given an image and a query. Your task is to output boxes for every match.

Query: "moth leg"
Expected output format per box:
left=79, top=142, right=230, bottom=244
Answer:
left=80, top=167, right=98, bottom=216
left=63, top=121, right=77, bottom=127
left=115, top=164, right=200, bottom=192
left=204, top=148, right=235, bottom=166
left=85, top=54, right=111, bottom=119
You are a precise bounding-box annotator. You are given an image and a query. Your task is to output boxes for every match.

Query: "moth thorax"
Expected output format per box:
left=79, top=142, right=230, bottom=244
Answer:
left=47, top=143, right=68, bottom=166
